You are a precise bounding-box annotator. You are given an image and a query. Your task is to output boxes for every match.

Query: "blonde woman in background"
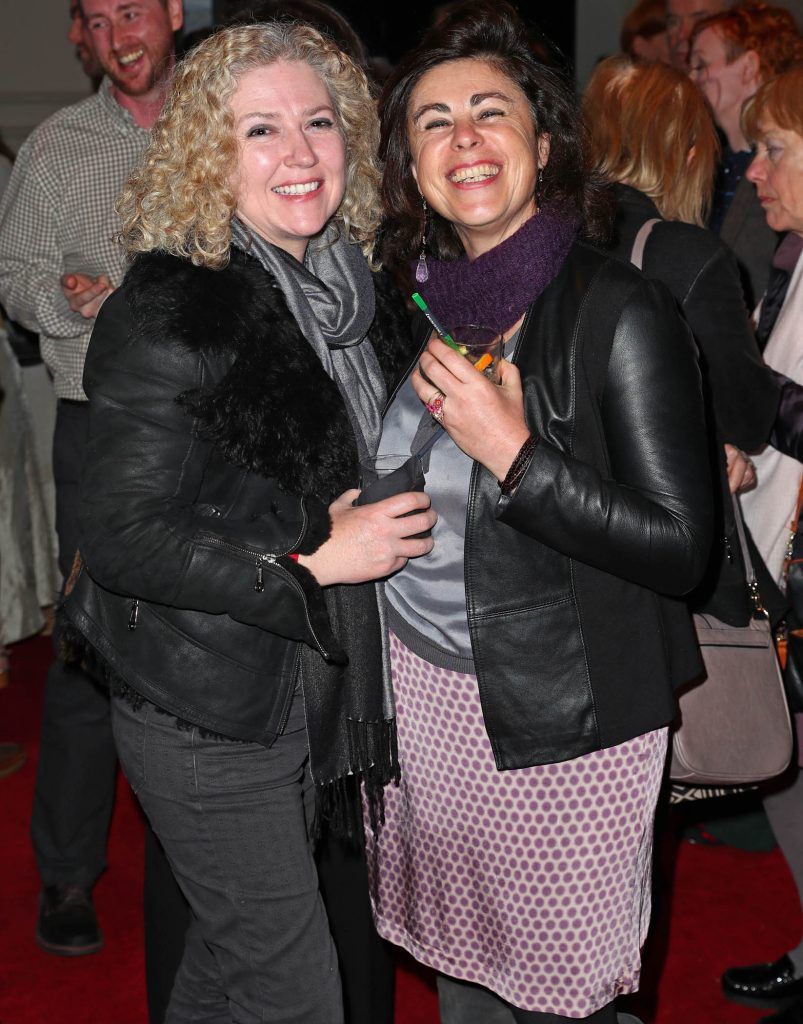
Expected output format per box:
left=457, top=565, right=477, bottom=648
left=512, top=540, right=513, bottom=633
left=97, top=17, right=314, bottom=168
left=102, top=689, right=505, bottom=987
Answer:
left=585, top=56, right=785, bottom=626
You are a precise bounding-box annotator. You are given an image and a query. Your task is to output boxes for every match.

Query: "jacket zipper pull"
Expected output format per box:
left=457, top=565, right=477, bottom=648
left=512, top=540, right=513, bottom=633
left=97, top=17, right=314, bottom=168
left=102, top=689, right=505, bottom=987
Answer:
left=128, top=598, right=139, bottom=631
left=255, top=559, right=265, bottom=593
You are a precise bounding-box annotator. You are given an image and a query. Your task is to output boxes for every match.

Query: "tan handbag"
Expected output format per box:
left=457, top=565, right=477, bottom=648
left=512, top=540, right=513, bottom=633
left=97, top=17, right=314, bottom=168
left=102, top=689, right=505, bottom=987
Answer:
left=669, top=494, right=793, bottom=785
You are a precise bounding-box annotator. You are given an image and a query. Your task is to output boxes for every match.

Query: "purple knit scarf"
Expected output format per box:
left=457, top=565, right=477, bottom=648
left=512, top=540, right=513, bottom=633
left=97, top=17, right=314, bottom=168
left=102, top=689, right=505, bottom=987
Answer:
left=411, top=205, right=580, bottom=334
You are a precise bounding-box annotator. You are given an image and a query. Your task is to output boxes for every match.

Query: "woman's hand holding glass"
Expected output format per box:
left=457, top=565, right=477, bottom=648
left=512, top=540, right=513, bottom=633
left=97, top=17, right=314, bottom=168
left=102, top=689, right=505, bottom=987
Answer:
left=411, top=337, right=531, bottom=483
left=298, top=489, right=436, bottom=586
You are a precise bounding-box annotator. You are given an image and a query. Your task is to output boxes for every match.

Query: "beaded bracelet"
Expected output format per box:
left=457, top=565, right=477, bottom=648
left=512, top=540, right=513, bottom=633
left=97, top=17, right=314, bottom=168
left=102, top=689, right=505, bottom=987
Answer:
left=499, top=434, right=539, bottom=496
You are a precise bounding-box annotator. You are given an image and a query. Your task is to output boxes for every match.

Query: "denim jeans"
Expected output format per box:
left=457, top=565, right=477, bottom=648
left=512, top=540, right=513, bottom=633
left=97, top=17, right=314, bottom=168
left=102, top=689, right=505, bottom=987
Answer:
left=111, top=689, right=342, bottom=1024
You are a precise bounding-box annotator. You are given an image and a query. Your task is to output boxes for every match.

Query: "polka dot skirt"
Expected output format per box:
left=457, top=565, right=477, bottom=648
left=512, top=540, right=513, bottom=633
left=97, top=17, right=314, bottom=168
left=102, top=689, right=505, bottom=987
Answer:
left=365, top=632, right=668, bottom=1018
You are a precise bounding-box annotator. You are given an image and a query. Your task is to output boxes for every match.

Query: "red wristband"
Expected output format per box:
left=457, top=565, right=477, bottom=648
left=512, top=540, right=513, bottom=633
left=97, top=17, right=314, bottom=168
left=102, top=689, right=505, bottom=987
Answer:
left=288, top=553, right=299, bottom=563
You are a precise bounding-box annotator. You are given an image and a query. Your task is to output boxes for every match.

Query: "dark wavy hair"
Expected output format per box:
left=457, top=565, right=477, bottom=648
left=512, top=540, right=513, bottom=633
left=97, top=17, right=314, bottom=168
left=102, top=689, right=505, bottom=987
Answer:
left=378, top=0, right=612, bottom=262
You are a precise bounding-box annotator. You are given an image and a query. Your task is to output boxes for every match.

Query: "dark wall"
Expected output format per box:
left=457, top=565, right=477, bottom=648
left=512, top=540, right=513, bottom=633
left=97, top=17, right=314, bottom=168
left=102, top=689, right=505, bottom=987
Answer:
left=212, top=0, right=575, bottom=68
left=338, top=0, right=574, bottom=64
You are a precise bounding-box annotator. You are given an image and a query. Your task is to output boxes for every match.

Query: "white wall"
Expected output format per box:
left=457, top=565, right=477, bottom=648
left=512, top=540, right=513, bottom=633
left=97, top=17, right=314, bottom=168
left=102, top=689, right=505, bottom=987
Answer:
left=0, top=0, right=92, bottom=153
left=575, top=0, right=633, bottom=88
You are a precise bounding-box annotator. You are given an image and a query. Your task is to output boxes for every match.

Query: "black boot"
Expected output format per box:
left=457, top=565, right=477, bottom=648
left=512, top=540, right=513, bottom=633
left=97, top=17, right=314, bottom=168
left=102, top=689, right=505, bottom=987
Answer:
left=36, top=885, right=103, bottom=956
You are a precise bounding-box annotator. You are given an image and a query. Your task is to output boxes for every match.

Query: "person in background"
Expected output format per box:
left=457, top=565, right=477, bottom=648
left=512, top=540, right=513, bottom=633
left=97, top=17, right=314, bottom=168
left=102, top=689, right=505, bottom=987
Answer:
left=0, top=0, right=183, bottom=959
left=367, top=3, right=713, bottom=1021
left=689, top=2, right=803, bottom=307
left=68, top=0, right=102, bottom=84
left=721, top=65, right=803, bottom=1024
left=667, top=0, right=728, bottom=67
left=584, top=56, right=787, bottom=624
left=621, top=0, right=671, bottom=63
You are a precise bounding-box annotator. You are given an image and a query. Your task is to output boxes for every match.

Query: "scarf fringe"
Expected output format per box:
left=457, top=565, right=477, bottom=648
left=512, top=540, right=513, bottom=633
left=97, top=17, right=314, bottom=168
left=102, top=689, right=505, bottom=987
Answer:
left=315, top=717, right=400, bottom=842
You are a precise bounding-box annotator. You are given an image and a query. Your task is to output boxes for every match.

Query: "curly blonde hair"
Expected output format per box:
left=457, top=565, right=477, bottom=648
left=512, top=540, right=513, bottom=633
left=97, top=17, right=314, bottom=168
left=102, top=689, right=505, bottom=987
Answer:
left=118, top=22, right=381, bottom=267
left=584, top=56, right=719, bottom=226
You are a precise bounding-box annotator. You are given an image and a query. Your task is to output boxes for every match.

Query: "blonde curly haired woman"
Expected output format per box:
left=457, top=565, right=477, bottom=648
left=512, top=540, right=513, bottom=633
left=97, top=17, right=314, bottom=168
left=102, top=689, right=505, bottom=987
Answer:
left=64, top=21, right=433, bottom=1023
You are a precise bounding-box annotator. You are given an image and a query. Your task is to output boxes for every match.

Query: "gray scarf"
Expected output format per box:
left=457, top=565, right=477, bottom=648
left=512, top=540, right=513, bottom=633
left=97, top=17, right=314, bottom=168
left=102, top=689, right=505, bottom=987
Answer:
left=230, top=219, right=385, bottom=462
left=230, top=220, right=397, bottom=836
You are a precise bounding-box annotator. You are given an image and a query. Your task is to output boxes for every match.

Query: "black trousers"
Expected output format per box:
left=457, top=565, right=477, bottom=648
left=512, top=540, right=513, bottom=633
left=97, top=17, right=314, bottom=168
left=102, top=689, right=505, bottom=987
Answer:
left=30, top=401, right=118, bottom=887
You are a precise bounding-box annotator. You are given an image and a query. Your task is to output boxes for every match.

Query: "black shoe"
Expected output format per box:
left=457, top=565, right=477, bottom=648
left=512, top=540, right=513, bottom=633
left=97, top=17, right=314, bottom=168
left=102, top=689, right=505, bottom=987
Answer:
left=722, top=955, right=803, bottom=1009
left=36, top=885, right=103, bottom=956
left=762, top=995, right=803, bottom=1022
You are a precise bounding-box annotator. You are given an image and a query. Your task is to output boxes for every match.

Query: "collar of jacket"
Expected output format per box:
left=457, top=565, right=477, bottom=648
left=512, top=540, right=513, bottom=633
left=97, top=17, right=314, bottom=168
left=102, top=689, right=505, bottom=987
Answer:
left=124, top=245, right=415, bottom=505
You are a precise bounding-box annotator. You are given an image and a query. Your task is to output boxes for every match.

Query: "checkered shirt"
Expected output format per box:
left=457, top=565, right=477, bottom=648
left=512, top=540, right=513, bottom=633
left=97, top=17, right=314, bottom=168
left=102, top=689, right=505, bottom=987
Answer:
left=0, top=79, right=150, bottom=400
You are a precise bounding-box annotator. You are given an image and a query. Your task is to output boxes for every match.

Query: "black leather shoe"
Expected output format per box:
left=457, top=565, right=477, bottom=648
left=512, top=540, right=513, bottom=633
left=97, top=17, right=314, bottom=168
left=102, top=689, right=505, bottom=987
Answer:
left=762, top=995, right=803, bottom=1022
left=723, top=955, right=803, bottom=1009
left=36, top=885, right=103, bottom=956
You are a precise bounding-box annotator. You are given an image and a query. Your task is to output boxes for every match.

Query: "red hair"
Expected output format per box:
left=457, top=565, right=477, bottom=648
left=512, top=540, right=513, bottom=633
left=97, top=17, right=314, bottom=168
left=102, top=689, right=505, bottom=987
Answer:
left=690, top=2, right=803, bottom=82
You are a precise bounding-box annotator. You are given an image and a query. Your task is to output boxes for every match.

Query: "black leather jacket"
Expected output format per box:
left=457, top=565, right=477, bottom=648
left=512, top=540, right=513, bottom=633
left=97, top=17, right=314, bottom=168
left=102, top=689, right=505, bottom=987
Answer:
left=427, top=241, right=713, bottom=769
left=64, top=247, right=415, bottom=746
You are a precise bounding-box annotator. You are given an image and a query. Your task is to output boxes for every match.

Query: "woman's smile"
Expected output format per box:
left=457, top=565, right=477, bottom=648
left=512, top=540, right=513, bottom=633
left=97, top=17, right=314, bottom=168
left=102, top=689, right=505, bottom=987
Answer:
left=271, top=179, right=324, bottom=197
left=447, top=161, right=502, bottom=187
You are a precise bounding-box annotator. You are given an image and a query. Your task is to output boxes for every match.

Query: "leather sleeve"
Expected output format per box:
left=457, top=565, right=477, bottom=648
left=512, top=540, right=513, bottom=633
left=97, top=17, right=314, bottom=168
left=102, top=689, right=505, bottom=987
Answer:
left=770, top=370, right=803, bottom=461
left=78, top=287, right=334, bottom=651
left=498, top=278, right=713, bottom=596
left=681, top=243, right=780, bottom=451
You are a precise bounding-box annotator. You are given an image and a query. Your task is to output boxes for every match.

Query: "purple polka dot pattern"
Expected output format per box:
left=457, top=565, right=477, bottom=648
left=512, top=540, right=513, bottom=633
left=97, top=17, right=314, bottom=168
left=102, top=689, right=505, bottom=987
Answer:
left=365, top=632, right=668, bottom=1018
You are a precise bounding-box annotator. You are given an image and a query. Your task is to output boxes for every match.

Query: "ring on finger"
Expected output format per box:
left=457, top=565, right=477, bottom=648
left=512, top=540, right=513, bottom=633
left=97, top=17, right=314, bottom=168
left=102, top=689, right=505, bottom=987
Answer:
left=425, top=391, right=446, bottom=423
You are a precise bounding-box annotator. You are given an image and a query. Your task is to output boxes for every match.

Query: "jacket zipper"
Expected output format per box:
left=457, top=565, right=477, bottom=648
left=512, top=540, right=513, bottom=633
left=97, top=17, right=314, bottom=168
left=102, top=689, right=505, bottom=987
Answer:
left=196, top=499, right=330, bottom=660
left=126, top=505, right=221, bottom=633
left=278, top=644, right=304, bottom=737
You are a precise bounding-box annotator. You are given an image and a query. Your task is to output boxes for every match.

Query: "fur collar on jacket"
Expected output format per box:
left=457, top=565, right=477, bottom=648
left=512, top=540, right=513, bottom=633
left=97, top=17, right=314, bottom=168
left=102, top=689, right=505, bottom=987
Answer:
left=124, top=246, right=416, bottom=504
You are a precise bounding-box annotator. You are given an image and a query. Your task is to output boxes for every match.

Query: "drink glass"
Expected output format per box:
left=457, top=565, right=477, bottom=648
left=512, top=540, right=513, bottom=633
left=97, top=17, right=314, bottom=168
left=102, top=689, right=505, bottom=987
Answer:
left=446, top=324, right=504, bottom=382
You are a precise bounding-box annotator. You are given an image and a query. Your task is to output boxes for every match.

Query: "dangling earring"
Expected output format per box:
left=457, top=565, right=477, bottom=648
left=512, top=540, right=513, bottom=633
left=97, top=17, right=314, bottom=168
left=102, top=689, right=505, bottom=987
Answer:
left=535, top=167, right=544, bottom=210
left=415, top=195, right=429, bottom=283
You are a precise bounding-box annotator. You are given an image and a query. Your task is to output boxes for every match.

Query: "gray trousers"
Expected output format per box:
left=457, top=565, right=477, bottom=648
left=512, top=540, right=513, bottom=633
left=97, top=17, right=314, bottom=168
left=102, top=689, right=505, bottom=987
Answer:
left=112, top=688, right=342, bottom=1024
left=31, top=401, right=117, bottom=887
left=764, top=762, right=803, bottom=970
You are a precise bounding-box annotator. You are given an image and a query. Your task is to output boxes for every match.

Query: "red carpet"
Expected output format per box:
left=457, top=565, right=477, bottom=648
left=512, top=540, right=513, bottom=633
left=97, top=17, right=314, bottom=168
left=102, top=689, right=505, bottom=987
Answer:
left=0, top=634, right=798, bottom=1023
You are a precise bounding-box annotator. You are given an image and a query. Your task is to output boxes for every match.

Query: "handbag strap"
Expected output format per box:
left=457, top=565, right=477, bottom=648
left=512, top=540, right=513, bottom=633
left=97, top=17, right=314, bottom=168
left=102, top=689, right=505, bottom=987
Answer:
left=731, top=491, right=766, bottom=616
left=784, top=474, right=803, bottom=577
left=629, top=218, right=661, bottom=270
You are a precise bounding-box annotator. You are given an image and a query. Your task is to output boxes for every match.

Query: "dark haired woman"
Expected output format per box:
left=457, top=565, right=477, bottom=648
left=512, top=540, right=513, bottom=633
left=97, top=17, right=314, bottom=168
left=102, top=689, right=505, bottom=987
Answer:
left=364, top=3, right=713, bottom=1022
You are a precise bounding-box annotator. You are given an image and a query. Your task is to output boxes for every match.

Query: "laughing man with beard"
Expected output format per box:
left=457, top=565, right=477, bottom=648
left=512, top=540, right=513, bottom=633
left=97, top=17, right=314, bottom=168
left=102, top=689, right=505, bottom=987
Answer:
left=0, top=0, right=182, bottom=959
